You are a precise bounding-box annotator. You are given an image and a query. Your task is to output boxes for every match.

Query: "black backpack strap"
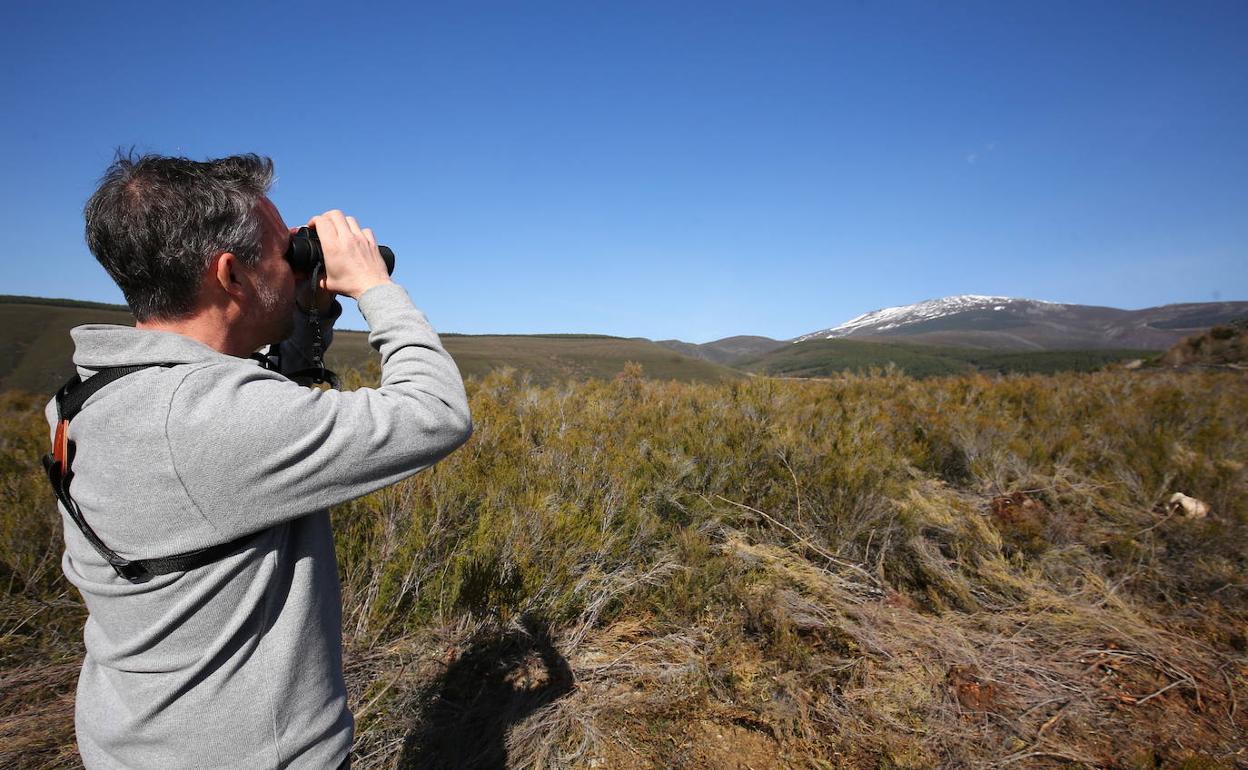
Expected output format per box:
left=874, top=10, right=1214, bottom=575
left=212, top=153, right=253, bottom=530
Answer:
left=44, top=364, right=257, bottom=583
left=120, top=539, right=258, bottom=581
left=55, top=365, right=162, bottom=422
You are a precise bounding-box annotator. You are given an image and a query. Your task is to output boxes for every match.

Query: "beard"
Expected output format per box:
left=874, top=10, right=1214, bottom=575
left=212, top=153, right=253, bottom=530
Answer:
left=254, top=279, right=296, bottom=344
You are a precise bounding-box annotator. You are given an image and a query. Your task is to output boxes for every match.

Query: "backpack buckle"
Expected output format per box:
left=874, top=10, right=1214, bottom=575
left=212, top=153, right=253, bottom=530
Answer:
left=111, top=559, right=152, bottom=584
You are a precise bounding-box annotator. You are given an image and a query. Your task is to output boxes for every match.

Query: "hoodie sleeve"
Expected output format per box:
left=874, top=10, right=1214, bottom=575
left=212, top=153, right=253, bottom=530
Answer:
left=164, top=283, right=472, bottom=538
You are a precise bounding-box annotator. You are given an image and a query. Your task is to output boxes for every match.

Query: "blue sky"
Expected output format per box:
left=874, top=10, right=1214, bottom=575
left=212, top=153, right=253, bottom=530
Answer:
left=2, top=1, right=1245, bottom=342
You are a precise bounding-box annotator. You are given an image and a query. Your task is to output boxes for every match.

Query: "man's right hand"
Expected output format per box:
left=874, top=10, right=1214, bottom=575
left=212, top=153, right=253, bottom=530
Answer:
left=306, top=209, right=393, bottom=300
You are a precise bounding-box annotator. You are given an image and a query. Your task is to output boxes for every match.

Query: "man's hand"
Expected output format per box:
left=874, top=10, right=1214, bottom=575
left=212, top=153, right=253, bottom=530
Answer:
left=307, top=210, right=393, bottom=301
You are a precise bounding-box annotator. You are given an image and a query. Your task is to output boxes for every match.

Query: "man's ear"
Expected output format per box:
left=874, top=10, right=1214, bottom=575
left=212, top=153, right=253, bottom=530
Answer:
left=210, top=251, right=247, bottom=300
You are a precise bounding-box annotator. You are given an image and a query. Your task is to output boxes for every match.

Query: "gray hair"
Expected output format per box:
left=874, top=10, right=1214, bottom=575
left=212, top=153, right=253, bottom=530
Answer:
left=84, top=151, right=275, bottom=321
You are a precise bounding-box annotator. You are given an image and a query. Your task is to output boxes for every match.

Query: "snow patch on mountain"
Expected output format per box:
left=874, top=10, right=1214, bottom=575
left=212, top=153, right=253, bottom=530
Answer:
left=794, top=295, right=1062, bottom=343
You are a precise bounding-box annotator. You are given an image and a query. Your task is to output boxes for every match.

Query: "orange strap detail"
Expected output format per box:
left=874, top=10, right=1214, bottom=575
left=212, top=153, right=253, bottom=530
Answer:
left=53, top=419, right=70, bottom=470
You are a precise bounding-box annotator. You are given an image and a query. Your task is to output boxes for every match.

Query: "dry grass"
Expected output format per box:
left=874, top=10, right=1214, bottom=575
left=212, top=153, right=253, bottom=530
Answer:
left=3, top=367, right=1247, bottom=769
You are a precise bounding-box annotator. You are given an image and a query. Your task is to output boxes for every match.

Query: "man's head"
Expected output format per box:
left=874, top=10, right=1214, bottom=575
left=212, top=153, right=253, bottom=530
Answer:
left=84, top=152, right=291, bottom=333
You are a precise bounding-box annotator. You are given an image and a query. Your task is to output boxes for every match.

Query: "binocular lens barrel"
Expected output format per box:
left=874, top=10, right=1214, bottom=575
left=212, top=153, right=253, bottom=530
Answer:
left=286, top=227, right=396, bottom=275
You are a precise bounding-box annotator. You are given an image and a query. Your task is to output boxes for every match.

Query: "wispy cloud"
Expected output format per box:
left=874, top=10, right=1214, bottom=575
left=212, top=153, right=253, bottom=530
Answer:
left=965, top=140, right=1000, bottom=165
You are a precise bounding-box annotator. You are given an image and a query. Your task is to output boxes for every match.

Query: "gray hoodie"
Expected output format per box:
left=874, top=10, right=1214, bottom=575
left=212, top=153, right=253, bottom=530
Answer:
left=45, top=283, right=472, bottom=769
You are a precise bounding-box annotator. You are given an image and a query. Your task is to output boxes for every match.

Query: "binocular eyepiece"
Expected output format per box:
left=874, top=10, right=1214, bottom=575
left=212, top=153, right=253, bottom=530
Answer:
left=285, top=227, right=396, bottom=276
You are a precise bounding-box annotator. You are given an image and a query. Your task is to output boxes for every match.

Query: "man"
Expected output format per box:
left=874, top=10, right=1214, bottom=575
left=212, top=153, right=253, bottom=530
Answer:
left=47, top=153, right=472, bottom=769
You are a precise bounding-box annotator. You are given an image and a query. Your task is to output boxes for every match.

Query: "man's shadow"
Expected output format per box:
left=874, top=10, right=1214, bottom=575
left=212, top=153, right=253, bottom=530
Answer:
left=396, top=615, right=575, bottom=770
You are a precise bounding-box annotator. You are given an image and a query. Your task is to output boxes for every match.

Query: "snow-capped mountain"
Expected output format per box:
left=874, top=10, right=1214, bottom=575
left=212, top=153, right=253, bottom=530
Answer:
left=791, top=296, right=1248, bottom=350
left=794, top=296, right=1064, bottom=342
left=655, top=296, right=1248, bottom=359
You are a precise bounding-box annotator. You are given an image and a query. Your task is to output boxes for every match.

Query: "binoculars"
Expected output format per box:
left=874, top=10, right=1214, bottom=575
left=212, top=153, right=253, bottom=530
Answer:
left=285, top=226, right=396, bottom=276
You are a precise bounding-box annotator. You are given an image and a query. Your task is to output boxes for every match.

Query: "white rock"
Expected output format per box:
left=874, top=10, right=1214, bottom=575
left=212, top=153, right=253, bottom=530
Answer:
left=1168, top=493, right=1210, bottom=519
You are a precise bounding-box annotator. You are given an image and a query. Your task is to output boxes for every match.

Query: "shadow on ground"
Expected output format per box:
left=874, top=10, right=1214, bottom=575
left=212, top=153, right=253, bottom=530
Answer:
left=396, top=616, right=575, bottom=770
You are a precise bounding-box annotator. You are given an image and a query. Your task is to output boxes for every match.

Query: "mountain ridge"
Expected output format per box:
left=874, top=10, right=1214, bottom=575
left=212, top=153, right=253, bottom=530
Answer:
left=6, top=294, right=1246, bottom=389
left=789, top=295, right=1248, bottom=351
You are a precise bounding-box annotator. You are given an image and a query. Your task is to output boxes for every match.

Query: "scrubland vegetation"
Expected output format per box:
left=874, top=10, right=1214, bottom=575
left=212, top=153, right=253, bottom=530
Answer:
left=2, top=366, right=1246, bottom=768
left=1162, top=323, right=1248, bottom=369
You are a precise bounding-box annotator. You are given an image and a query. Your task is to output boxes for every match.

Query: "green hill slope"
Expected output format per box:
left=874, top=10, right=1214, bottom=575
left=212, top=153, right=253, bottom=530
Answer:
left=0, top=296, right=739, bottom=392
left=0, top=296, right=134, bottom=394
left=741, top=337, right=1155, bottom=378
left=329, top=331, right=741, bottom=385
left=2, top=295, right=1154, bottom=392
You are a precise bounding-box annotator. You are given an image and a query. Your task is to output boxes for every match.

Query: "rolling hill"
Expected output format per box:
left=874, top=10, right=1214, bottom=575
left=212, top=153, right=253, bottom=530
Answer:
left=654, top=335, right=785, bottom=365
left=0, top=297, right=136, bottom=395
left=0, top=296, right=739, bottom=393
left=8, top=292, right=1241, bottom=392
left=329, top=331, right=741, bottom=386
left=738, top=337, right=1156, bottom=379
